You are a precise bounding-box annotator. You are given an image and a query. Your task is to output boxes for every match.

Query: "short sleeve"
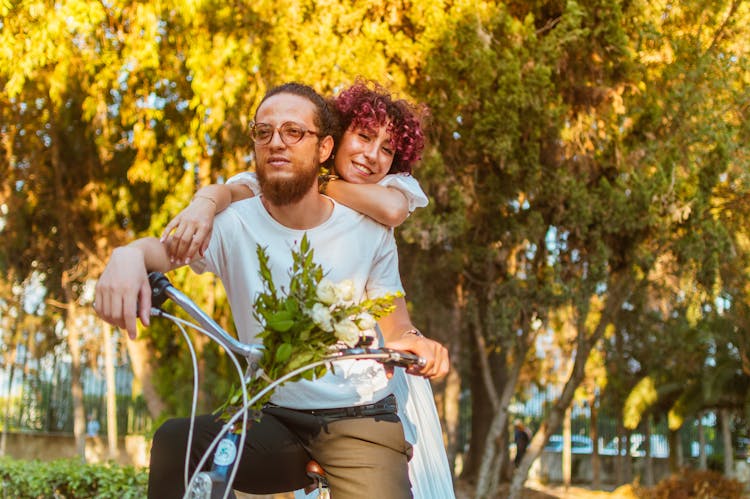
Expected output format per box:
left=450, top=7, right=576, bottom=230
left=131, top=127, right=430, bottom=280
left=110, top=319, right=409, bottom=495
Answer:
left=378, top=173, right=428, bottom=214
left=227, top=171, right=261, bottom=196
left=366, top=227, right=404, bottom=300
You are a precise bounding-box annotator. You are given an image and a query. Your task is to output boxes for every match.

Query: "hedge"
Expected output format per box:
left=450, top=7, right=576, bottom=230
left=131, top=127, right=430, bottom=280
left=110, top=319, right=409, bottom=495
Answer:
left=0, top=457, right=147, bottom=498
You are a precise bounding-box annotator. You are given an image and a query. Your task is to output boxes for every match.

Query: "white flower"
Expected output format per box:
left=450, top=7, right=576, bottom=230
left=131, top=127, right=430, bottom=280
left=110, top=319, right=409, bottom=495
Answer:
left=309, top=303, right=334, bottom=332
left=316, top=279, right=338, bottom=305
left=334, top=279, right=355, bottom=303
left=356, top=312, right=376, bottom=331
left=333, top=318, right=361, bottom=347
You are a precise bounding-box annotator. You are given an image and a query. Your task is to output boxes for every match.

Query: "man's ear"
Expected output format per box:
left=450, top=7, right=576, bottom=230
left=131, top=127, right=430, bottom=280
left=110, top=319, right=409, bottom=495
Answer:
left=318, top=135, right=334, bottom=163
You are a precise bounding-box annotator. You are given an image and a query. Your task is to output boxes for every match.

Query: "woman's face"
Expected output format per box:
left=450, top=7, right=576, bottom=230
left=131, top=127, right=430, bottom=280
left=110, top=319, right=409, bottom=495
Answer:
left=334, top=124, right=395, bottom=184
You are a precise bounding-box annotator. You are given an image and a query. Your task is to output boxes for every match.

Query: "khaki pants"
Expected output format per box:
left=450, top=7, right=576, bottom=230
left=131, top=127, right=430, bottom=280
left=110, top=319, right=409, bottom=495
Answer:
left=148, top=401, right=412, bottom=499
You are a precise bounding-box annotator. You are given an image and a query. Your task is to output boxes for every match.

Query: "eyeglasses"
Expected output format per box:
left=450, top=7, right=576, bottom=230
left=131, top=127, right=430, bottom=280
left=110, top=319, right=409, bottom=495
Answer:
left=250, top=122, right=320, bottom=146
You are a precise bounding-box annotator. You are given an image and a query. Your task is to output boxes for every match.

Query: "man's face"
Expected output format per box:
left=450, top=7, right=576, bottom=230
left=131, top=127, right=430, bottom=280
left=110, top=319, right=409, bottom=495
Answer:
left=254, top=93, right=324, bottom=206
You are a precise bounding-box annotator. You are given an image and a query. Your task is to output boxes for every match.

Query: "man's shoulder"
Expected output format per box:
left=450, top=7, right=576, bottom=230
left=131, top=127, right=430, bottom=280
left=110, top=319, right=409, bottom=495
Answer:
left=331, top=201, right=391, bottom=232
left=218, top=197, right=262, bottom=221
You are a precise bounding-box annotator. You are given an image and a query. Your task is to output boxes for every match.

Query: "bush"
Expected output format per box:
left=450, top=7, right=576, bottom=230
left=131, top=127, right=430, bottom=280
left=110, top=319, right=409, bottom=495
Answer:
left=0, top=457, right=147, bottom=498
left=637, top=468, right=745, bottom=499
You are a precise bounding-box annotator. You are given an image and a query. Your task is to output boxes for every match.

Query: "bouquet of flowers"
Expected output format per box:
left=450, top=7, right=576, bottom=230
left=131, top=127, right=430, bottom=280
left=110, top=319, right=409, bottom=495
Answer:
left=220, top=234, right=401, bottom=418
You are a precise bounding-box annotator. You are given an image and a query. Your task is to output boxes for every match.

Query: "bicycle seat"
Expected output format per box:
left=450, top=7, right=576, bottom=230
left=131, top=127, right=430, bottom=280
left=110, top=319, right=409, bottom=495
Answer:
left=304, top=459, right=328, bottom=494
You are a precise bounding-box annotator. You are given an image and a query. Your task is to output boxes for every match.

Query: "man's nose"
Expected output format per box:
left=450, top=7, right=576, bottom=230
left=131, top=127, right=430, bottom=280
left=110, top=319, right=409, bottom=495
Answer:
left=268, top=129, right=286, bottom=148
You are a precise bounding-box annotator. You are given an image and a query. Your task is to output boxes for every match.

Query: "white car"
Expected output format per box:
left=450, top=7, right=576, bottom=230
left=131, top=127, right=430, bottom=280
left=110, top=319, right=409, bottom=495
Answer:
left=600, top=434, right=669, bottom=458
left=544, top=435, right=594, bottom=454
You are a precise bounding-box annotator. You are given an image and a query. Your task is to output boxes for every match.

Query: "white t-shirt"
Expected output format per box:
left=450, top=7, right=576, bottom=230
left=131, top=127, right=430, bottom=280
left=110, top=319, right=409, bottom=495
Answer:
left=228, top=171, right=429, bottom=214
left=190, top=196, right=404, bottom=409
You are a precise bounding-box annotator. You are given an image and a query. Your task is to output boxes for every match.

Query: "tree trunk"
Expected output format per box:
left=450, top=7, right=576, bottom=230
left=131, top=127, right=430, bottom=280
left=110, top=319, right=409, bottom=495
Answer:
left=562, top=406, right=572, bottom=488
left=50, top=118, right=87, bottom=462
left=473, top=364, right=521, bottom=498
left=0, top=303, right=22, bottom=456
left=698, top=413, right=707, bottom=470
left=126, top=338, right=167, bottom=419
left=66, top=301, right=87, bottom=462
left=668, top=428, right=681, bottom=472
left=590, top=395, right=600, bottom=488
left=463, top=292, right=505, bottom=481
left=674, top=429, right=684, bottom=469
left=443, top=282, right=465, bottom=477
left=721, top=409, right=733, bottom=477
left=625, top=432, right=633, bottom=483
left=463, top=338, right=498, bottom=479
left=1, top=352, right=18, bottom=456
left=103, top=322, right=119, bottom=459
left=643, top=417, right=654, bottom=486
left=507, top=271, right=633, bottom=499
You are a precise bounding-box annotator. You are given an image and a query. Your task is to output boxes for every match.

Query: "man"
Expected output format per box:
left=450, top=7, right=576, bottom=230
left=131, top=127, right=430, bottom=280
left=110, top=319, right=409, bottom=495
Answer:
left=513, top=419, right=532, bottom=467
left=94, top=83, right=450, bottom=498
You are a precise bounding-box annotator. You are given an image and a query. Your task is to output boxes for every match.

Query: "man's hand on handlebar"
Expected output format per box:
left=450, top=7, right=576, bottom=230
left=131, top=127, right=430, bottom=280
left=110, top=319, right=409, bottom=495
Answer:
left=94, top=245, right=153, bottom=339
left=377, top=297, right=450, bottom=379
left=385, top=334, right=450, bottom=380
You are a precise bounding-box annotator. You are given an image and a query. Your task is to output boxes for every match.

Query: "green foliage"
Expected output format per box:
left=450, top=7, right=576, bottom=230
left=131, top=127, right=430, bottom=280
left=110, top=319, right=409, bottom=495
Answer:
left=623, top=376, right=658, bottom=430
left=0, top=457, right=147, bottom=498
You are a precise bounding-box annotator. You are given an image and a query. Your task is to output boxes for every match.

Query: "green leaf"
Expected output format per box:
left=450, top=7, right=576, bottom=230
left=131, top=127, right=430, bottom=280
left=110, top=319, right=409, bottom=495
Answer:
left=275, top=343, right=293, bottom=363
left=267, top=311, right=294, bottom=332
left=299, top=328, right=310, bottom=341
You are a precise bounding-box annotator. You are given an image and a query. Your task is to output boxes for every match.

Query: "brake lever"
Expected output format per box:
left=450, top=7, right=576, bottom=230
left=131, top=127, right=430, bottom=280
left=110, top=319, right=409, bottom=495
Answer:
left=378, top=348, right=427, bottom=368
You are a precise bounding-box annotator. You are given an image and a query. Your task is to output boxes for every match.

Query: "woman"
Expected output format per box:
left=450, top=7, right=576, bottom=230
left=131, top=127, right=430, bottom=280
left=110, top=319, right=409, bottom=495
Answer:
left=162, top=81, right=454, bottom=499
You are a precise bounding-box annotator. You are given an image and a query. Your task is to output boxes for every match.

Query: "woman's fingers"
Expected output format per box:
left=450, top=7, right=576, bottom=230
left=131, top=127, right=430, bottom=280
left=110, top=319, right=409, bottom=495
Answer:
left=162, top=201, right=217, bottom=263
left=183, top=224, right=211, bottom=262
left=160, top=217, right=179, bottom=243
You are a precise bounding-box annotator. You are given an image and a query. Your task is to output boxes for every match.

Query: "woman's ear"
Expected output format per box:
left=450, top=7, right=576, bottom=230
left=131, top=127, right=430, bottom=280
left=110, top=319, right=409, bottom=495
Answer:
left=318, top=135, right=334, bottom=163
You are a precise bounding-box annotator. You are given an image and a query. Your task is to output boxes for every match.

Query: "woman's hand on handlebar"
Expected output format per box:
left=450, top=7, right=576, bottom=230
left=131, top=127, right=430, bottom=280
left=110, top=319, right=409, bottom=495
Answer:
left=94, top=245, right=154, bottom=339
left=160, top=198, right=215, bottom=264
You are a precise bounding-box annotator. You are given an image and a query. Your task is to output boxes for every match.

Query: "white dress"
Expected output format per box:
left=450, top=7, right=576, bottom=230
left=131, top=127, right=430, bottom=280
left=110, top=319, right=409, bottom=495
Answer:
left=227, top=171, right=455, bottom=498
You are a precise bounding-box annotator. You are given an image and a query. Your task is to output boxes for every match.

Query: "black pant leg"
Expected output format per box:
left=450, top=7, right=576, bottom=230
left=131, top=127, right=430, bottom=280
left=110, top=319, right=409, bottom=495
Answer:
left=147, top=412, right=311, bottom=499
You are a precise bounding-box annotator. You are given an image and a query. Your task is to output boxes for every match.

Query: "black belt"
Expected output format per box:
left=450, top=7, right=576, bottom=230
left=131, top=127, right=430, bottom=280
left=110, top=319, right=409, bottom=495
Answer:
left=300, top=394, right=397, bottom=419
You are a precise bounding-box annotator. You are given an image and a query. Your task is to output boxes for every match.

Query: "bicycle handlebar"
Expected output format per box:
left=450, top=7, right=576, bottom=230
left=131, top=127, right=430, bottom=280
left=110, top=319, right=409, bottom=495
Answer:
left=148, top=272, right=265, bottom=364
left=147, top=272, right=425, bottom=369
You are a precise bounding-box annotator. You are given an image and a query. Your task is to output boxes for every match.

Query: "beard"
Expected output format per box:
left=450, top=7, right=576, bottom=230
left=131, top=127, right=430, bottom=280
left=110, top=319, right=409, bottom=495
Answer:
left=256, top=159, right=320, bottom=206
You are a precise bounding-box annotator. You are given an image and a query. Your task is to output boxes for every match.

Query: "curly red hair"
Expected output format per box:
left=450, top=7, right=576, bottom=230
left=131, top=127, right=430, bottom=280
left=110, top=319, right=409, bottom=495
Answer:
left=332, top=81, right=427, bottom=174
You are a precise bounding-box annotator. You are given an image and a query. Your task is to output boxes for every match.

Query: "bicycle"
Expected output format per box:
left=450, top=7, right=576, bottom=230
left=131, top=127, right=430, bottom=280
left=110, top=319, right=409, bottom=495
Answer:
left=146, top=272, right=426, bottom=499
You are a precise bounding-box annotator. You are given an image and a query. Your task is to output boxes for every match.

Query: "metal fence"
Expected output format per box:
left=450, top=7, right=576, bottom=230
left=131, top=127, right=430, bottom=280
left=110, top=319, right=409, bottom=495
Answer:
left=0, top=357, right=151, bottom=436
left=459, top=384, right=724, bottom=462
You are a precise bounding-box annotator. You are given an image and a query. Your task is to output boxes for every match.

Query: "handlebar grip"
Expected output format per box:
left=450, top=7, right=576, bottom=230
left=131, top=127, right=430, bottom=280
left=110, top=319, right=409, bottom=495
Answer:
left=379, top=348, right=426, bottom=368
left=148, top=272, right=172, bottom=309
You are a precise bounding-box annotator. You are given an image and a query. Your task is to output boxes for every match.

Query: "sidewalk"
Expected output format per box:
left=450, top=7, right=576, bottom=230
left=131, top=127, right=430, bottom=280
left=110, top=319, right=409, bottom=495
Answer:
left=455, top=479, right=638, bottom=499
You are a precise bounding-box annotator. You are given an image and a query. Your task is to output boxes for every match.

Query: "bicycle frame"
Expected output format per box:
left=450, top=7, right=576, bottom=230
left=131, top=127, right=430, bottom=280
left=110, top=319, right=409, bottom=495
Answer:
left=146, top=272, right=425, bottom=499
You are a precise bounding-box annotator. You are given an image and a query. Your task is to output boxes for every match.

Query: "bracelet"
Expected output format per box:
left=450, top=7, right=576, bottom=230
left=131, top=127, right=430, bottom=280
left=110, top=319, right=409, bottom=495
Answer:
left=401, top=328, right=424, bottom=338
left=192, top=194, right=217, bottom=208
